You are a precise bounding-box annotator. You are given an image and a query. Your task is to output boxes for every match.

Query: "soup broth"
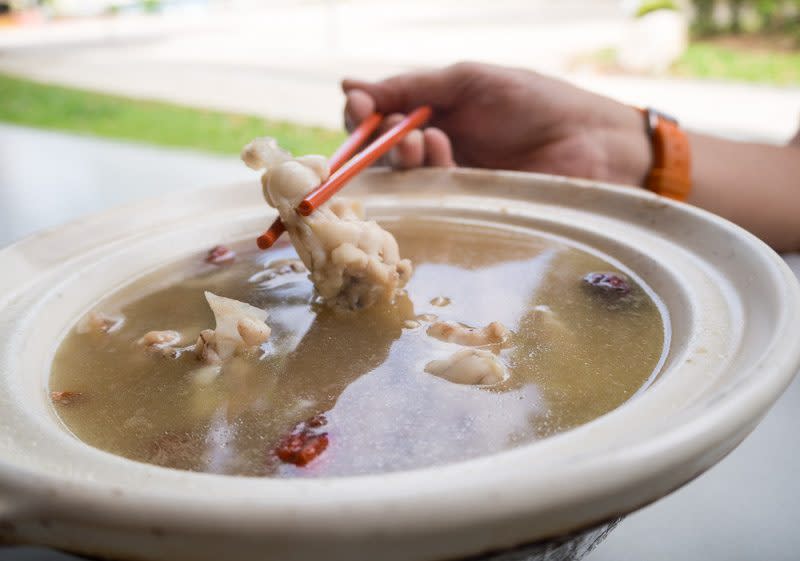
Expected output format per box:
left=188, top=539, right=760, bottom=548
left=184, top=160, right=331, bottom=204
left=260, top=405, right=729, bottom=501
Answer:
left=50, top=219, right=667, bottom=477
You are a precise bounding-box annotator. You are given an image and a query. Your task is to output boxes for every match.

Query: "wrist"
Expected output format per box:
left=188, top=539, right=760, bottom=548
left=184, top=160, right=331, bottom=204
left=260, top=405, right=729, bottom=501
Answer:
left=596, top=105, right=652, bottom=187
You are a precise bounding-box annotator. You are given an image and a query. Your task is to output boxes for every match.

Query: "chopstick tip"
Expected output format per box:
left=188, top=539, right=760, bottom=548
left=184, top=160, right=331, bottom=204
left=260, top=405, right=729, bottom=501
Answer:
left=257, top=232, right=276, bottom=250
left=297, top=200, right=314, bottom=217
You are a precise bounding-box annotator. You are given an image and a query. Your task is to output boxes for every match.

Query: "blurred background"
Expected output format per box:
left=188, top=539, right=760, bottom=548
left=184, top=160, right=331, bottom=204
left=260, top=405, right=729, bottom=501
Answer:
left=0, top=2, right=799, bottom=560
left=1, top=0, right=797, bottom=245
left=2, top=0, right=799, bottom=140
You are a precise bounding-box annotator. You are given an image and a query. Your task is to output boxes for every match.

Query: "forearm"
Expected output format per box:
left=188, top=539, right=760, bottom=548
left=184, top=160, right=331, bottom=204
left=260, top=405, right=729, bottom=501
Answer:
left=687, top=133, right=800, bottom=252
left=597, top=100, right=800, bottom=251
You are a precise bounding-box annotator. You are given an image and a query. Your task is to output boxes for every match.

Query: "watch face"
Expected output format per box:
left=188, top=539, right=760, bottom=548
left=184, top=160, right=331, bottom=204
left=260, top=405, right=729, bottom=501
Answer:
left=646, top=107, right=679, bottom=134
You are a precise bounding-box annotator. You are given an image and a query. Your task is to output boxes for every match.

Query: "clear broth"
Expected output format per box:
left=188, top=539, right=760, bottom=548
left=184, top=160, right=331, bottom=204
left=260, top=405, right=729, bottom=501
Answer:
left=50, top=219, right=667, bottom=477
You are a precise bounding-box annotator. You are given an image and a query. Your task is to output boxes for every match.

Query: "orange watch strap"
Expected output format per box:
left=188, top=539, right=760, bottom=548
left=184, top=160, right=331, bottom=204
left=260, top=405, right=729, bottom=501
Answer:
left=640, top=107, right=692, bottom=202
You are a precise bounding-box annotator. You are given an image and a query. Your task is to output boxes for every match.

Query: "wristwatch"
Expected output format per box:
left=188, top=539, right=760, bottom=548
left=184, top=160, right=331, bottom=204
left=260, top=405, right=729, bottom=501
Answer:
left=640, top=107, right=692, bottom=202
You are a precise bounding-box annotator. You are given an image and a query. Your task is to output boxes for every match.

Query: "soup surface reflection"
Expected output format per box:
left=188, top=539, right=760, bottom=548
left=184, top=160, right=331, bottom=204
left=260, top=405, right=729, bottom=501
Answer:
left=50, top=219, right=667, bottom=477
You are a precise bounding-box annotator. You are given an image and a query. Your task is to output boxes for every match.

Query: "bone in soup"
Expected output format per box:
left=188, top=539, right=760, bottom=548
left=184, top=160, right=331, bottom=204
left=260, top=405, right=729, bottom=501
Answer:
left=50, top=219, right=667, bottom=477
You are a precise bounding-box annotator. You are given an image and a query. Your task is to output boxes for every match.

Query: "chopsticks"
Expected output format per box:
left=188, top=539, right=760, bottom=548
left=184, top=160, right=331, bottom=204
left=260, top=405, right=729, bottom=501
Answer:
left=255, top=113, right=382, bottom=249
left=297, top=106, right=432, bottom=216
left=256, top=106, right=432, bottom=249
left=329, top=112, right=383, bottom=171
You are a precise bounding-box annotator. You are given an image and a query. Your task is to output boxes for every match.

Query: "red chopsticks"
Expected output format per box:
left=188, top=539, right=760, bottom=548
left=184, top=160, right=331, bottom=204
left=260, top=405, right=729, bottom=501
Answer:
left=256, top=106, right=432, bottom=249
left=255, top=113, right=382, bottom=249
left=297, top=106, right=432, bottom=216
left=328, top=112, right=383, bottom=172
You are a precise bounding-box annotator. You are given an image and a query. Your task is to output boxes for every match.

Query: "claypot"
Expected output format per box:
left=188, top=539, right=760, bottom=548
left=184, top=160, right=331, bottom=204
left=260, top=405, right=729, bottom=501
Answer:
left=1, top=169, right=798, bottom=561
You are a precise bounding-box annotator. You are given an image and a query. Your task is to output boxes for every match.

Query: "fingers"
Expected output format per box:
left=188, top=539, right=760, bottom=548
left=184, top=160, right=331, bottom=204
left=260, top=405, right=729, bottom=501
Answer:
left=374, top=113, right=416, bottom=168
left=344, top=94, right=455, bottom=170
left=388, top=129, right=425, bottom=169
left=344, top=89, right=375, bottom=132
left=384, top=126, right=454, bottom=170
left=342, top=68, right=459, bottom=169
left=379, top=113, right=405, bottom=133
left=342, top=67, right=456, bottom=115
left=423, top=127, right=455, bottom=167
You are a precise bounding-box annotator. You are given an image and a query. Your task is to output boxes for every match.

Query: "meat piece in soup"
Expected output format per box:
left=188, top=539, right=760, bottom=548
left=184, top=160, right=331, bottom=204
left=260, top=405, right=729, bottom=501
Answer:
left=137, top=330, right=183, bottom=357
left=425, top=348, right=508, bottom=385
left=76, top=311, right=124, bottom=334
left=241, top=138, right=413, bottom=310
left=426, top=320, right=512, bottom=348
left=194, top=291, right=271, bottom=364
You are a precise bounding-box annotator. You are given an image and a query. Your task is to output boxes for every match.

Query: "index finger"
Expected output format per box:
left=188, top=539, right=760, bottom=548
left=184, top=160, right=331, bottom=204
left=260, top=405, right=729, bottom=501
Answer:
left=344, top=89, right=376, bottom=133
left=342, top=68, right=456, bottom=115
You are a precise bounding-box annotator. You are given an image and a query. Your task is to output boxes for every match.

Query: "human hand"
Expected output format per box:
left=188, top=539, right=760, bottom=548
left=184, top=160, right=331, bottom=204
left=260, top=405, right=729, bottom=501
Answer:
left=343, top=62, right=651, bottom=187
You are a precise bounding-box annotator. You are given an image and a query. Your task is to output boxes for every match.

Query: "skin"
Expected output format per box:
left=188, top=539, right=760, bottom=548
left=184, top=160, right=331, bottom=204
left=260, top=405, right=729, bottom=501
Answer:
left=342, top=62, right=800, bottom=252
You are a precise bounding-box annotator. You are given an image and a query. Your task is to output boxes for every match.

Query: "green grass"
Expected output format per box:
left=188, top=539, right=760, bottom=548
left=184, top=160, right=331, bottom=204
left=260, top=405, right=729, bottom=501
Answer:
left=575, top=38, right=800, bottom=86
left=0, top=72, right=345, bottom=155
left=672, top=42, right=800, bottom=86
left=635, top=1, right=678, bottom=18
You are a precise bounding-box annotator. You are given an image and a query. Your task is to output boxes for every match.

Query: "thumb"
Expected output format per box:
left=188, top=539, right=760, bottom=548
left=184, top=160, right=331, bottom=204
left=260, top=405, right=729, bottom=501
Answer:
left=342, top=68, right=456, bottom=114
left=344, top=89, right=375, bottom=131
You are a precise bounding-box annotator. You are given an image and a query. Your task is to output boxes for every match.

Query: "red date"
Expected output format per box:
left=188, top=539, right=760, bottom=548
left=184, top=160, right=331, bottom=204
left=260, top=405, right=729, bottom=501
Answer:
left=51, top=391, right=85, bottom=405
left=273, top=414, right=329, bottom=467
left=205, top=245, right=236, bottom=265
left=275, top=431, right=329, bottom=467
left=583, top=272, right=631, bottom=296
left=305, top=414, right=328, bottom=428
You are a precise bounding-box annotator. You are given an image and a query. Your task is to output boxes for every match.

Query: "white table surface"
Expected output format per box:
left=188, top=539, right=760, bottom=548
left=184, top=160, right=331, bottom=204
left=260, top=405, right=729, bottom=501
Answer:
left=1, top=124, right=798, bottom=561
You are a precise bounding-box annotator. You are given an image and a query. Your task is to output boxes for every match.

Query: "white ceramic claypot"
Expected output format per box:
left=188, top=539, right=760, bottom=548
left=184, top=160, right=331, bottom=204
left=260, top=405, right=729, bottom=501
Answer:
left=1, top=169, right=799, bottom=561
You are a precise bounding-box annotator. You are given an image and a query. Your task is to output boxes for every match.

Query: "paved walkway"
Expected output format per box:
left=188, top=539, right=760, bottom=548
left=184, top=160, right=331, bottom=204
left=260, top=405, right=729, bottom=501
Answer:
left=1, top=0, right=797, bottom=142
left=0, top=124, right=251, bottom=247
